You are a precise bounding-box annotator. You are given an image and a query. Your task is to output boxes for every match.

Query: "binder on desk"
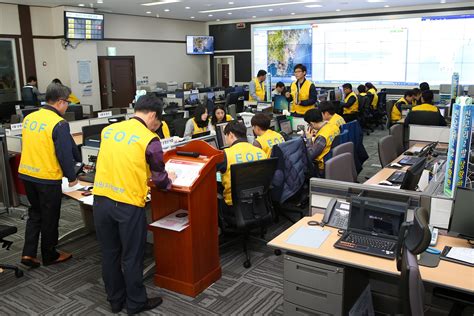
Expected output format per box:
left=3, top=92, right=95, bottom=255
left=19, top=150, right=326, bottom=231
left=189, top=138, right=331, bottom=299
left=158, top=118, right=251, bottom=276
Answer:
left=148, top=140, right=224, bottom=297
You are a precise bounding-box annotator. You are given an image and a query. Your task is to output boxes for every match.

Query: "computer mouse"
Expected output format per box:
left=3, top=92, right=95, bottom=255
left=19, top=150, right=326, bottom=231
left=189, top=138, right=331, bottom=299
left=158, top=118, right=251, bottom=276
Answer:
left=390, top=162, right=402, bottom=168
left=378, top=180, right=393, bottom=186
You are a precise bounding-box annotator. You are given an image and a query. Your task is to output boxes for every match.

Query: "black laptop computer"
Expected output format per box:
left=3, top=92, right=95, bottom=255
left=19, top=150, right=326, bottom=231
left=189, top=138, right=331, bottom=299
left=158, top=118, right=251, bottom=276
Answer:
left=334, top=196, right=407, bottom=260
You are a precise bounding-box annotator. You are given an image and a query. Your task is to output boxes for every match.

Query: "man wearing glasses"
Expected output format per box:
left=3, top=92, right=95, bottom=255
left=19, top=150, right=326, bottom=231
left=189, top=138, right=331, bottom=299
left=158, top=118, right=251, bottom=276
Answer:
left=19, top=82, right=79, bottom=268
left=285, top=64, right=317, bottom=116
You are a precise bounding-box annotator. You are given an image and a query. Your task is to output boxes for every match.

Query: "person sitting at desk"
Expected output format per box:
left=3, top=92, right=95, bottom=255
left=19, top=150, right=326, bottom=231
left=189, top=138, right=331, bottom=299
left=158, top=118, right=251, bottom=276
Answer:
left=248, top=69, right=267, bottom=102
left=341, top=83, right=359, bottom=123
left=52, top=79, right=80, bottom=104
left=419, top=81, right=430, bottom=92
left=217, top=121, right=266, bottom=208
left=304, top=109, right=340, bottom=176
left=285, top=64, right=317, bottom=117
left=357, top=84, right=367, bottom=96
left=404, top=90, right=446, bottom=127
left=156, top=120, right=170, bottom=139
left=272, top=81, right=286, bottom=97
left=210, top=104, right=233, bottom=130
left=319, top=101, right=346, bottom=127
left=251, top=113, right=285, bottom=157
left=412, top=88, right=421, bottom=106
left=184, top=105, right=211, bottom=137
left=391, top=90, right=415, bottom=123
left=23, top=75, right=45, bottom=102
left=365, top=82, right=379, bottom=110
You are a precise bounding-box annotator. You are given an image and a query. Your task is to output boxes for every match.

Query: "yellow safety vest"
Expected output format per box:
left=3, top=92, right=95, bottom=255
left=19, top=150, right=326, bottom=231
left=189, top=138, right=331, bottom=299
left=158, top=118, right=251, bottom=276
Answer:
left=412, top=103, right=439, bottom=113
left=249, top=78, right=265, bottom=101
left=329, top=113, right=346, bottom=127
left=68, top=93, right=80, bottom=104
left=367, top=88, right=379, bottom=109
left=192, top=118, right=209, bottom=135
left=162, top=121, right=170, bottom=139
left=19, top=108, right=64, bottom=180
left=93, top=119, right=156, bottom=207
left=290, top=79, right=314, bottom=115
left=314, top=123, right=340, bottom=171
left=212, top=114, right=233, bottom=125
left=222, top=142, right=266, bottom=205
left=391, top=97, right=407, bottom=122
left=256, top=129, right=285, bottom=158
left=343, top=91, right=359, bottom=115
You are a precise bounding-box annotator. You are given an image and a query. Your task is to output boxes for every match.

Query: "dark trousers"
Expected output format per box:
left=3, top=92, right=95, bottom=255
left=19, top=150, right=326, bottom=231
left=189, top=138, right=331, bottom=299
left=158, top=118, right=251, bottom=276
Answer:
left=22, top=180, right=62, bottom=263
left=93, top=195, right=148, bottom=313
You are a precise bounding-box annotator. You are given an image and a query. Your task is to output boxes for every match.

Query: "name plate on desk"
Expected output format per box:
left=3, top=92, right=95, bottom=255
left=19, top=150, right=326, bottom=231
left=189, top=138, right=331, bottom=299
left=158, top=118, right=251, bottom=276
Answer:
left=97, top=111, right=112, bottom=118
left=10, top=123, right=22, bottom=131
left=165, top=159, right=205, bottom=187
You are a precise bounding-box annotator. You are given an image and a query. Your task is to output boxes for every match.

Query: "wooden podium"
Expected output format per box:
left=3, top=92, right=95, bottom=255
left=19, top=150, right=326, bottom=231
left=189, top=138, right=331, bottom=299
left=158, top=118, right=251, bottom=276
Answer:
left=148, top=140, right=224, bottom=297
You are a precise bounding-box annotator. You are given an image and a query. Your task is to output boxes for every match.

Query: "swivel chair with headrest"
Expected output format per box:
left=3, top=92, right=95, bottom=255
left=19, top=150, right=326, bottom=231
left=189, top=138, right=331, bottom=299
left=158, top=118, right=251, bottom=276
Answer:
left=396, top=207, right=431, bottom=316
left=0, top=225, right=23, bottom=278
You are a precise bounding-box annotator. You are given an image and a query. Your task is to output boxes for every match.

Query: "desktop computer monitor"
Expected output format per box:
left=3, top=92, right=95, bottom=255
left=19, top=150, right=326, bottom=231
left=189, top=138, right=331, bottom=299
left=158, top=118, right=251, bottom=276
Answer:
left=0, top=102, right=19, bottom=123
left=183, top=82, right=193, bottom=90
left=207, top=92, right=215, bottom=101
left=21, top=108, right=38, bottom=118
left=204, top=136, right=218, bottom=149
left=279, top=119, right=292, bottom=135
left=191, top=131, right=210, bottom=139
left=82, top=123, right=109, bottom=144
left=214, top=90, right=225, bottom=101
left=448, top=187, right=474, bottom=240
left=400, top=157, right=426, bottom=191
left=273, top=95, right=289, bottom=113
left=216, top=122, right=231, bottom=149
left=185, top=94, right=199, bottom=106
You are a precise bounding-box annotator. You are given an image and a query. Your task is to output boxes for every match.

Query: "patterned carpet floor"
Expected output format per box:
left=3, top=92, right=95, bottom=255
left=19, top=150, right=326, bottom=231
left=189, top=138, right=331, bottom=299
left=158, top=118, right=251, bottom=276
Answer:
left=0, top=128, right=387, bottom=315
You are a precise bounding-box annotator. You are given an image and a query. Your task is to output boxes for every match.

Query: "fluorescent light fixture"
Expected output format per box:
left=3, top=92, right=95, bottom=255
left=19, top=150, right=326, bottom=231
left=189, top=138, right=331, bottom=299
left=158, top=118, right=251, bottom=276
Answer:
left=228, top=1, right=234, bottom=4
left=291, top=12, right=295, bottom=15
left=384, top=4, right=390, bottom=7
left=142, top=0, right=181, bottom=7
left=336, top=9, right=341, bottom=11
left=227, top=12, right=232, bottom=15
left=185, top=6, right=190, bottom=9
left=252, top=15, right=257, bottom=18
left=216, top=19, right=221, bottom=21
left=199, top=1, right=319, bottom=13
left=440, top=0, right=446, bottom=2
left=268, top=8, right=273, bottom=11
left=146, top=11, right=152, bottom=13
left=305, top=4, right=322, bottom=7
left=190, top=16, right=195, bottom=18
left=208, top=14, right=213, bottom=17
left=164, top=9, right=170, bottom=12
left=97, top=0, right=103, bottom=3
left=78, top=3, right=85, bottom=6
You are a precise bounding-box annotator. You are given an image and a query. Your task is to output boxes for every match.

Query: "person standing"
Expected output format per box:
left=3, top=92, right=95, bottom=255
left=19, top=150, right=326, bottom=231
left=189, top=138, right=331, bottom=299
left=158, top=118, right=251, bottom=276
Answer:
left=249, top=70, right=267, bottom=102
left=19, top=83, right=78, bottom=268
left=285, top=64, right=317, bottom=116
left=92, top=94, right=176, bottom=314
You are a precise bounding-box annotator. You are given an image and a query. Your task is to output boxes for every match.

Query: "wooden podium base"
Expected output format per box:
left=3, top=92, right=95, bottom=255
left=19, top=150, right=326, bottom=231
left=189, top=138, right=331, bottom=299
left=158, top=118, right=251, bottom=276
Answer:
left=154, top=266, right=221, bottom=297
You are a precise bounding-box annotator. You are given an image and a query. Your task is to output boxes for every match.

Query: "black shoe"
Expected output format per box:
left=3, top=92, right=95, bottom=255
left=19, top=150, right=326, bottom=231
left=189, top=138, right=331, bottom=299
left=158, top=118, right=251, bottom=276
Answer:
left=128, top=297, right=163, bottom=315
left=111, top=301, right=124, bottom=314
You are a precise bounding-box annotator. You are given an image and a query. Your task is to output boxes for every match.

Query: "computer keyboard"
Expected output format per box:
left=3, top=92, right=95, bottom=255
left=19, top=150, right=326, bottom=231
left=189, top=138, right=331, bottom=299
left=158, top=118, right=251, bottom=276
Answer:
left=335, top=233, right=397, bottom=259
left=398, top=156, right=421, bottom=166
left=387, top=170, right=406, bottom=184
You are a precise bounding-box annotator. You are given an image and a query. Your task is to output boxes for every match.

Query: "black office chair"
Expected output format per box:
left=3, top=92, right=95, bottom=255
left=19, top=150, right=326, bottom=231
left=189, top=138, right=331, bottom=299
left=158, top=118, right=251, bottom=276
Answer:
left=0, top=225, right=23, bottom=278
left=396, top=207, right=431, bottom=316
left=66, top=105, right=84, bottom=121
left=21, top=86, right=38, bottom=106
left=357, top=95, right=373, bottom=135
left=219, top=158, right=278, bottom=268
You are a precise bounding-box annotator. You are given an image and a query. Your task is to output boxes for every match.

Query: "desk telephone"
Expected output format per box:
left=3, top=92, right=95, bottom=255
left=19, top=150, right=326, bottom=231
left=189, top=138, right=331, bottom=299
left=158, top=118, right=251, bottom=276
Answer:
left=321, top=198, right=350, bottom=230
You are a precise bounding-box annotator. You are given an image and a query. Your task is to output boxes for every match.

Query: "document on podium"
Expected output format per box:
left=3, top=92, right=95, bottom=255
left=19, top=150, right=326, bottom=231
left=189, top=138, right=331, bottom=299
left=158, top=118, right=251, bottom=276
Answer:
left=165, top=159, right=205, bottom=187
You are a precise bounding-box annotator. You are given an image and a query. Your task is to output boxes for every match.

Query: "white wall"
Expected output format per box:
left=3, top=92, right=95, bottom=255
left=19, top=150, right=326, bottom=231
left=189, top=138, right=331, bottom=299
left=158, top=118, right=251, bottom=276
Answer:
left=0, top=3, right=20, bottom=35
left=97, top=14, right=210, bottom=86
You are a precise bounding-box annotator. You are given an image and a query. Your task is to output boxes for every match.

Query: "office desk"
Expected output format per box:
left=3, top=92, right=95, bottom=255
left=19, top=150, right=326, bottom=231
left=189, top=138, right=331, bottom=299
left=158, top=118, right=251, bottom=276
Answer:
left=72, top=133, right=83, bottom=145
left=268, top=214, right=474, bottom=314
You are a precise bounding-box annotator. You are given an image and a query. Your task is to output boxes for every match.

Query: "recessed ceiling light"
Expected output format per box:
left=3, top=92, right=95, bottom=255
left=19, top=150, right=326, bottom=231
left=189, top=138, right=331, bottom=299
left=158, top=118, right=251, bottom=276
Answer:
left=199, top=1, right=320, bottom=13
left=146, top=11, right=152, bottom=14
left=208, top=14, right=213, bottom=17
left=268, top=8, right=273, bottom=11
left=336, top=9, right=341, bottom=11
left=190, top=16, right=195, bottom=18
left=164, top=9, right=170, bottom=12
left=305, top=4, right=322, bottom=8
left=384, top=4, right=390, bottom=7
left=227, top=12, right=232, bottom=15
left=185, top=6, right=190, bottom=9
left=142, top=0, right=181, bottom=6
left=291, top=12, right=295, bottom=15
left=252, top=15, right=257, bottom=18
left=228, top=1, right=234, bottom=4
left=78, top=3, right=85, bottom=6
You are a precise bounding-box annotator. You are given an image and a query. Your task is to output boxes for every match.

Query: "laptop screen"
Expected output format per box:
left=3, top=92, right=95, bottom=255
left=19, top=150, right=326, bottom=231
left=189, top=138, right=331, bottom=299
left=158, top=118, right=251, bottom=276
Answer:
left=349, top=197, right=407, bottom=238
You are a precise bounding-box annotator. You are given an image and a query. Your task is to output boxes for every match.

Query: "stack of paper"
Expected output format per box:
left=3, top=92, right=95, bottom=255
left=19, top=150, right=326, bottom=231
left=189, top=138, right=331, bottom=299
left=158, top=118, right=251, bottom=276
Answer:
left=79, top=195, right=94, bottom=206
left=165, top=160, right=204, bottom=187
left=150, top=209, right=189, bottom=232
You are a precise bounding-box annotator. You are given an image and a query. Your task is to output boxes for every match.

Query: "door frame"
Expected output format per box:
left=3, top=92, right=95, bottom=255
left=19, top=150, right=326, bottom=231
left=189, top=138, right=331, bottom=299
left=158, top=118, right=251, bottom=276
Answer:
left=98, top=56, right=136, bottom=110
left=213, top=55, right=235, bottom=87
